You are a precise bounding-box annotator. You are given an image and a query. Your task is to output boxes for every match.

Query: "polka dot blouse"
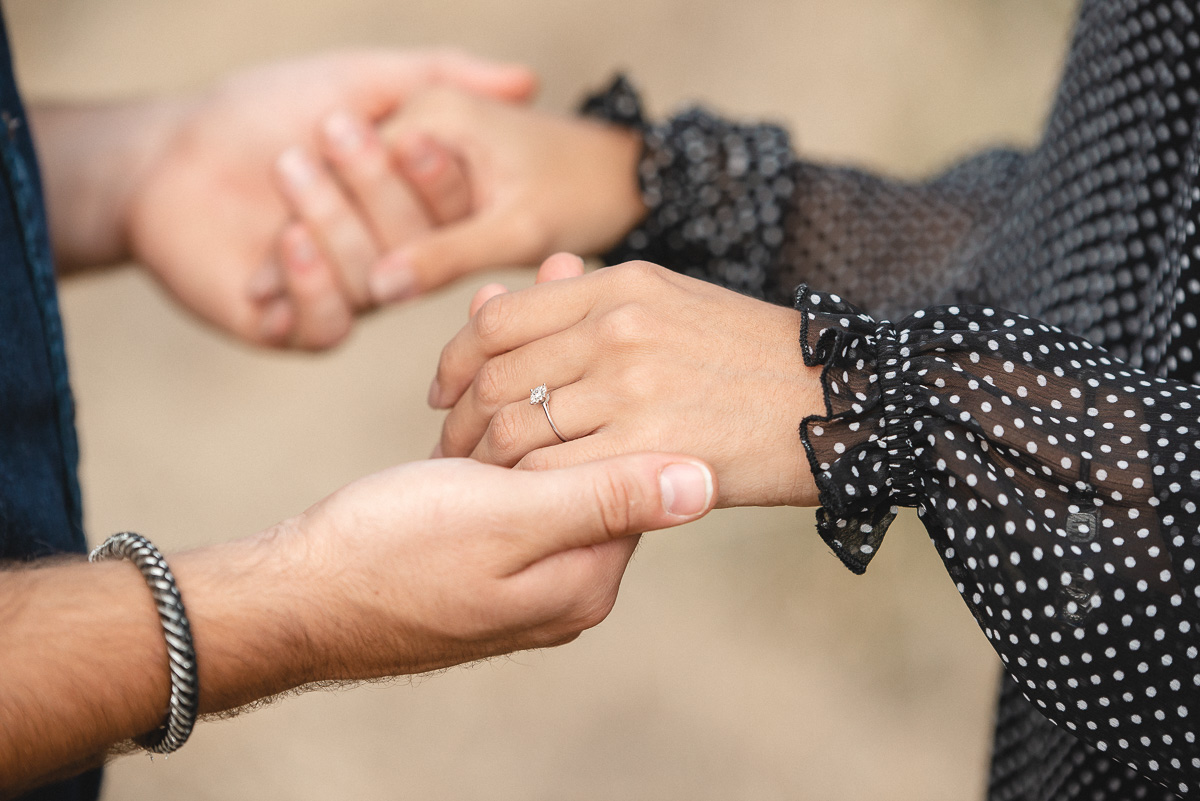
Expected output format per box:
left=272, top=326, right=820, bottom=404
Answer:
left=585, top=1, right=1200, bottom=798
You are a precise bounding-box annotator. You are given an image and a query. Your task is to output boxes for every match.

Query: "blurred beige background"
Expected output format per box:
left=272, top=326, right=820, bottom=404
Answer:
left=4, top=0, right=1078, bottom=798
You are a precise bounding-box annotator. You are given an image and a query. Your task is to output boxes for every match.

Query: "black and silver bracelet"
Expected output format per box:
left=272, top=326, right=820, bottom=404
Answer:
left=89, top=532, right=199, bottom=754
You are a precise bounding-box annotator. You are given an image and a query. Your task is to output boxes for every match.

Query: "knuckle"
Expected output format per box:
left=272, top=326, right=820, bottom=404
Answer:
left=485, top=405, right=525, bottom=460
left=597, top=302, right=653, bottom=348
left=471, top=293, right=511, bottom=345
left=439, top=411, right=473, bottom=457
left=472, top=358, right=512, bottom=408
left=610, top=259, right=663, bottom=288
left=515, top=449, right=554, bottom=472
left=591, top=469, right=636, bottom=540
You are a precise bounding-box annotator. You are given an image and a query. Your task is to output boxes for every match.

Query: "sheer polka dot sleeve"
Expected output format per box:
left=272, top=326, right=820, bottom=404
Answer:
left=582, top=75, right=798, bottom=302
left=797, top=285, right=1199, bottom=797
left=581, top=76, right=1027, bottom=318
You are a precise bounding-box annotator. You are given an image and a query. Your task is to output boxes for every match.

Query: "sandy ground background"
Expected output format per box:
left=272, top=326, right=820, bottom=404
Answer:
left=4, top=0, right=1079, bottom=798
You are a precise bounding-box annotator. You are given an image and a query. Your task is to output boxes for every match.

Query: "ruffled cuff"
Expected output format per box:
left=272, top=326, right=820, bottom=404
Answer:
left=795, top=284, right=1114, bottom=575
left=580, top=75, right=796, bottom=300
left=797, top=285, right=922, bottom=574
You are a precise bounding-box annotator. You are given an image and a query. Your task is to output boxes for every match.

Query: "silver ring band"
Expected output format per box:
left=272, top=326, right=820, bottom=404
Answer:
left=530, top=383, right=567, bottom=442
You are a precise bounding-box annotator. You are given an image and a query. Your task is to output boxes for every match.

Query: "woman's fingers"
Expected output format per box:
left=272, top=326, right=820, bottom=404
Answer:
left=393, top=132, right=473, bottom=225
left=319, top=111, right=431, bottom=252
left=275, top=146, right=379, bottom=309
left=437, top=325, right=593, bottom=457
left=429, top=266, right=605, bottom=409
left=469, top=381, right=596, bottom=467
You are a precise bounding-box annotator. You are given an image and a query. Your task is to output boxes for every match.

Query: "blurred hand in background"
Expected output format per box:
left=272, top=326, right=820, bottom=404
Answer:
left=39, top=49, right=537, bottom=350
left=275, top=86, right=647, bottom=304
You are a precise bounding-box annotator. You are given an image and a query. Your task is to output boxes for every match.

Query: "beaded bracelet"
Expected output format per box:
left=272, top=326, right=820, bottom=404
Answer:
left=89, top=532, right=199, bottom=754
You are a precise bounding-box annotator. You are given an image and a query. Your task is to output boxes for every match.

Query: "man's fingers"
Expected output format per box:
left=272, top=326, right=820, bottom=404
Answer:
left=275, top=146, right=379, bottom=309
left=279, top=223, right=355, bottom=350
left=394, top=133, right=473, bottom=226
left=505, top=535, right=639, bottom=637
left=320, top=111, right=432, bottom=251
left=513, top=453, right=715, bottom=563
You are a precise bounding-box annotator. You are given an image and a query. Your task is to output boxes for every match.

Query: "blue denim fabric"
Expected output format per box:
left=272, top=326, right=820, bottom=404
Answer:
left=1, top=10, right=102, bottom=801
left=0, top=19, right=83, bottom=561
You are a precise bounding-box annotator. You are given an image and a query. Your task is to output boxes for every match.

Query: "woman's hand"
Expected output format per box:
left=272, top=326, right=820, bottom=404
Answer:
left=430, top=256, right=824, bottom=508
left=362, top=88, right=646, bottom=293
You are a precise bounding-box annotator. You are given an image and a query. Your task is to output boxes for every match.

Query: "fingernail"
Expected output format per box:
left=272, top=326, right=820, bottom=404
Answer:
left=248, top=264, right=283, bottom=301
left=370, top=251, right=418, bottom=304
left=426, top=377, right=442, bottom=408
left=287, top=231, right=318, bottom=272
left=660, top=462, right=713, bottom=517
left=277, top=147, right=315, bottom=190
left=259, top=299, right=293, bottom=342
left=404, top=140, right=440, bottom=175
left=323, top=111, right=364, bottom=156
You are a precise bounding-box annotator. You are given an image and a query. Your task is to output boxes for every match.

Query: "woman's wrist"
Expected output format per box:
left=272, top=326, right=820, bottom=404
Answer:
left=568, top=120, right=646, bottom=256
left=533, top=115, right=645, bottom=261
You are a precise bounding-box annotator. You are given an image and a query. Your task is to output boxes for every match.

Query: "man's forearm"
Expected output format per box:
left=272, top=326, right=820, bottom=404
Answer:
left=0, top=528, right=314, bottom=796
left=29, top=100, right=190, bottom=274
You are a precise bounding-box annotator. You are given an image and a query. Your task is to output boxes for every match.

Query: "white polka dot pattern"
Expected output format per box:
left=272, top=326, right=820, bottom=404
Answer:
left=796, top=287, right=1198, bottom=798
left=584, top=1, right=1200, bottom=798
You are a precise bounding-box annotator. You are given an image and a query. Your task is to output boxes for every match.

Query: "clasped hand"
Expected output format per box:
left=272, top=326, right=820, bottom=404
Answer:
left=276, top=86, right=822, bottom=508
left=429, top=256, right=821, bottom=509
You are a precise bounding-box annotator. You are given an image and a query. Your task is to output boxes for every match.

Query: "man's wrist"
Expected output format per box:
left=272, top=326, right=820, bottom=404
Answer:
left=31, top=96, right=194, bottom=273
left=168, top=521, right=327, bottom=714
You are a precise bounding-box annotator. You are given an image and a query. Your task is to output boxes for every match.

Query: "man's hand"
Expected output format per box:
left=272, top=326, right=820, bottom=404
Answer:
left=0, top=453, right=715, bottom=793
left=36, top=50, right=536, bottom=348
left=282, top=453, right=716, bottom=681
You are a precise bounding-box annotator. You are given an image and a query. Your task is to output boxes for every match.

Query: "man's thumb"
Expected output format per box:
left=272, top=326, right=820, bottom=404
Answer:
left=525, top=454, right=716, bottom=559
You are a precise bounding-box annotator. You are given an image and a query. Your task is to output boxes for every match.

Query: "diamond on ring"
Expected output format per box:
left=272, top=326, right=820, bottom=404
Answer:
left=529, top=383, right=567, bottom=442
